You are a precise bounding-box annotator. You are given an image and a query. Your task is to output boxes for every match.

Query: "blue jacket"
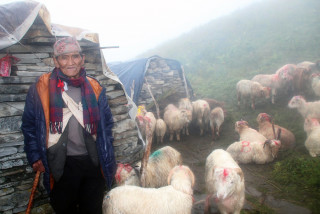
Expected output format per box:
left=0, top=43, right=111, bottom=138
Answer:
left=21, top=72, right=116, bottom=193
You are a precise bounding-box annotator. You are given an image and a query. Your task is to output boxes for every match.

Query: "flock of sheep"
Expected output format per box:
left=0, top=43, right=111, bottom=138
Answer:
left=102, top=60, right=320, bottom=214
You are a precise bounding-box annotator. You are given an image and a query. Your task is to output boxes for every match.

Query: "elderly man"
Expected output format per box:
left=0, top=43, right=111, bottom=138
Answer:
left=21, top=37, right=116, bottom=214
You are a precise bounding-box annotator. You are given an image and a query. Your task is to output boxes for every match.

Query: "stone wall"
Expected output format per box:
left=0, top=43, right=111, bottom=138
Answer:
left=138, top=57, right=193, bottom=116
left=0, top=20, right=142, bottom=213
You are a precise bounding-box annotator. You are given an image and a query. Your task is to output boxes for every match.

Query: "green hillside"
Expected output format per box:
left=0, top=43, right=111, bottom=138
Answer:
left=139, top=0, right=320, bottom=212
left=141, top=0, right=320, bottom=102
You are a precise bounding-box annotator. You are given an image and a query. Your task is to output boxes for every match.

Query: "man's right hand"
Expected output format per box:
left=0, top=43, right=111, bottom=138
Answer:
left=32, top=160, right=45, bottom=172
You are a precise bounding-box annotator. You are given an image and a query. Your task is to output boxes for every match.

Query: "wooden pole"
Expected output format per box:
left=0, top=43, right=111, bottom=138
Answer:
left=26, top=171, right=41, bottom=214
left=140, top=120, right=153, bottom=187
left=144, top=77, right=160, bottom=119
left=181, top=65, right=190, bottom=99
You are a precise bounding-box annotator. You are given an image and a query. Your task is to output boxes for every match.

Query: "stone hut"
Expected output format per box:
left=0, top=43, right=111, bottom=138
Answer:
left=0, top=1, right=142, bottom=213
left=108, top=56, right=194, bottom=118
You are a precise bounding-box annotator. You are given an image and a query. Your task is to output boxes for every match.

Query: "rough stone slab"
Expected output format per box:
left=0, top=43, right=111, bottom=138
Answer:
left=0, top=168, right=25, bottom=178
left=108, top=96, right=127, bottom=107
left=0, top=94, right=27, bottom=102
left=16, top=65, right=53, bottom=72
left=0, top=159, right=27, bottom=170
left=105, top=85, right=115, bottom=92
left=0, top=147, right=17, bottom=158
left=112, top=119, right=136, bottom=134
left=0, top=133, right=24, bottom=145
left=114, top=129, right=138, bottom=140
left=0, top=102, right=24, bottom=117
left=0, top=188, right=14, bottom=197
left=0, top=76, right=37, bottom=84
left=0, top=85, right=30, bottom=94
left=0, top=141, right=24, bottom=148
left=110, top=105, right=129, bottom=115
left=113, top=113, right=129, bottom=123
left=16, top=58, right=41, bottom=64
left=106, top=90, right=125, bottom=100
left=16, top=71, right=46, bottom=77
left=0, top=152, right=26, bottom=162
left=113, top=136, right=138, bottom=147
left=5, top=44, right=53, bottom=53
left=12, top=53, right=50, bottom=59
left=0, top=116, right=22, bottom=133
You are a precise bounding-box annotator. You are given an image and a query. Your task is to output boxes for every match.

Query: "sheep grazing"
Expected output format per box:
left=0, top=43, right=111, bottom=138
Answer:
left=155, top=118, right=167, bottom=143
left=236, top=79, right=270, bottom=110
left=235, top=120, right=267, bottom=143
left=163, top=104, right=189, bottom=141
left=226, top=129, right=282, bottom=164
left=288, top=95, right=320, bottom=119
left=209, top=107, right=224, bottom=140
left=205, top=149, right=245, bottom=214
left=103, top=165, right=195, bottom=214
left=192, top=99, right=211, bottom=136
left=178, top=98, right=193, bottom=136
left=311, top=74, right=320, bottom=97
left=115, top=146, right=182, bottom=188
left=256, top=113, right=295, bottom=150
left=303, top=117, right=320, bottom=157
left=252, top=73, right=288, bottom=104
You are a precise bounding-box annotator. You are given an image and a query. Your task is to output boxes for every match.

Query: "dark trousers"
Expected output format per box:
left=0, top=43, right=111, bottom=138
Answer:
left=50, top=155, right=105, bottom=214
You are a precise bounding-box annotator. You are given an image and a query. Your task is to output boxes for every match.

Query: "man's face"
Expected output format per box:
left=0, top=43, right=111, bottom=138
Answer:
left=53, top=52, right=85, bottom=79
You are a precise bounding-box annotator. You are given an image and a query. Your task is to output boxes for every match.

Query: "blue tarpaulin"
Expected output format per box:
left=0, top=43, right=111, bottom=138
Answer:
left=108, top=56, right=192, bottom=104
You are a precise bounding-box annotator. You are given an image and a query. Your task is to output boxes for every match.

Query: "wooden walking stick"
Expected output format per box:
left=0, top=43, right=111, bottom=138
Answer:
left=26, top=170, right=41, bottom=214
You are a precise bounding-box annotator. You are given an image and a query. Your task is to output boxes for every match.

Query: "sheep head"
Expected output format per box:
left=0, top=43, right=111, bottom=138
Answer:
left=261, top=87, right=271, bottom=99
left=288, top=96, right=306, bottom=108
left=263, top=128, right=282, bottom=158
left=168, top=165, right=195, bottom=195
left=213, top=167, right=243, bottom=200
left=256, top=113, right=272, bottom=124
left=235, top=120, right=249, bottom=133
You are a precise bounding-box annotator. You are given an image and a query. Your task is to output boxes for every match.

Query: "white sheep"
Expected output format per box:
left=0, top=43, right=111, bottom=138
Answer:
left=114, top=146, right=183, bottom=188
left=178, top=98, right=193, bottom=136
left=234, top=120, right=267, bottom=143
left=155, top=118, right=167, bottom=143
left=209, top=107, right=224, bottom=140
left=303, top=117, right=320, bottom=157
left=135, top=110, right=156, bottom=140
left=103, top=165, right=195, bottom=214
left=252, top=73, right=288, bottom=104
left=288, top=95, right=320, bottom=119
left=192, top=99, right=211, bottom=136
left=205, top=149, right=245, bottom=214
left=311, top=74, right=320, bottom=97
left=226, top=129, right=282, bottom=164
left=256, top=113, right=295, bottom=150
left=236, top=79, right=270, bottom=109
left=163, top=104, right=189, bottom=141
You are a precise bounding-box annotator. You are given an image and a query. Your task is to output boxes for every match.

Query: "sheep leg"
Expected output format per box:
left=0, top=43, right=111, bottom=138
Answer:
left=204, top=195, right=212, bottom=214
left=251, top=96, right=255, bottom=110
left=176, top=130, right=181, bottom=141
left=169, top=130, right=174, bottom=141
left=237, top=92, right=241, bottom=107
left=271, top=88, right=276, bottom=104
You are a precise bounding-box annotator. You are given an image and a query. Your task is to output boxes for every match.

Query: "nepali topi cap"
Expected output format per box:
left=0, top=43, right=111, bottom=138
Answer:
left=53, top=37, right=82, bottom=56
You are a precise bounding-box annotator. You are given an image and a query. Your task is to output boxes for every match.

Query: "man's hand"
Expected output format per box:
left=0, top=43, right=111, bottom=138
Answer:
left=32, top=160, right=45, bottom=172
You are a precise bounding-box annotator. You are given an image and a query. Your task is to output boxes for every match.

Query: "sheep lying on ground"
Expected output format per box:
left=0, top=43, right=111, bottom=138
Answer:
left=114, top=146, right=182, bottom=188
left=103, top=165, right=195, bottom=214
left=288, top=95, right=320, bottom=119
left=256, top=113, right=295, bottom=150
left=236, top=79, right=270, bottom=110
left=235, top=120, right=267, bottom=143
left=164, top=104, right=189, bottom=141
left=192, top=99, right=210, bottom=136
left=178, top=98, right=193, bottom=136
left=226, top=128, right=282, bottom=164
left=155, top=118, right=167, bottom=143
left=209, top=107, right=224, bottom=140
left=205, top=149, right=245, bottom=214
left=303, top=117, right=320, bottom=157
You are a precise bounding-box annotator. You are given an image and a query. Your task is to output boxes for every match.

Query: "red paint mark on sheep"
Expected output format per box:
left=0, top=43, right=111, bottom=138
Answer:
left=241, top=141, right=251, bottom=153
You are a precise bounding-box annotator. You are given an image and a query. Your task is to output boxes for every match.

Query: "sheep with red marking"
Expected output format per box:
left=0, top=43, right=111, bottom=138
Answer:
left=205, top=149, right=245, bottom=214
left=288, top=95, right=320, bottom=119
left=178, top=98, right=193, bottom=136
left=103, top=165, right=195, bottom=214
left=303, top=117, right=320, bottom=157
left=192, top=99, right=211, bottom=136
left=209, top=107, right=224, bottom=140
left=163, top=104, right=190, bottom=141
left=256, top=113, right=295, bottom=150
left=135, top=108, right=157, bottom=140
left=252, top=72, right=289, bottom=104
left=226, top=129, right=282, bottom=164
left=155, top=118, right=167, bottom=143
left=236, top=79, right=270, bottom=110
left=234, top=120, right=267, bottom=143
left=311, top=74, right=320, bottom=97
left=114, top=146, right=182, bottom=188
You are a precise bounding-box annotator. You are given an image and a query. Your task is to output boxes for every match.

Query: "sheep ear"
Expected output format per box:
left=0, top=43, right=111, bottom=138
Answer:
left=277, top=128, right=282, bottom=140
left=235, top=168, right=244, bottom=181
left=263, top=140, right=271, bottom=148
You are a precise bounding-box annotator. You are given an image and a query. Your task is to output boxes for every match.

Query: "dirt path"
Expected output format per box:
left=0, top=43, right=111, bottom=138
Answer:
left=152, top=126, right=311, bottom=214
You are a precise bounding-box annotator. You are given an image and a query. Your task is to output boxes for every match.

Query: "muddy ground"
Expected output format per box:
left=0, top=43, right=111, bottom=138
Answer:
left=152, top=124, right=311, bottom=214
